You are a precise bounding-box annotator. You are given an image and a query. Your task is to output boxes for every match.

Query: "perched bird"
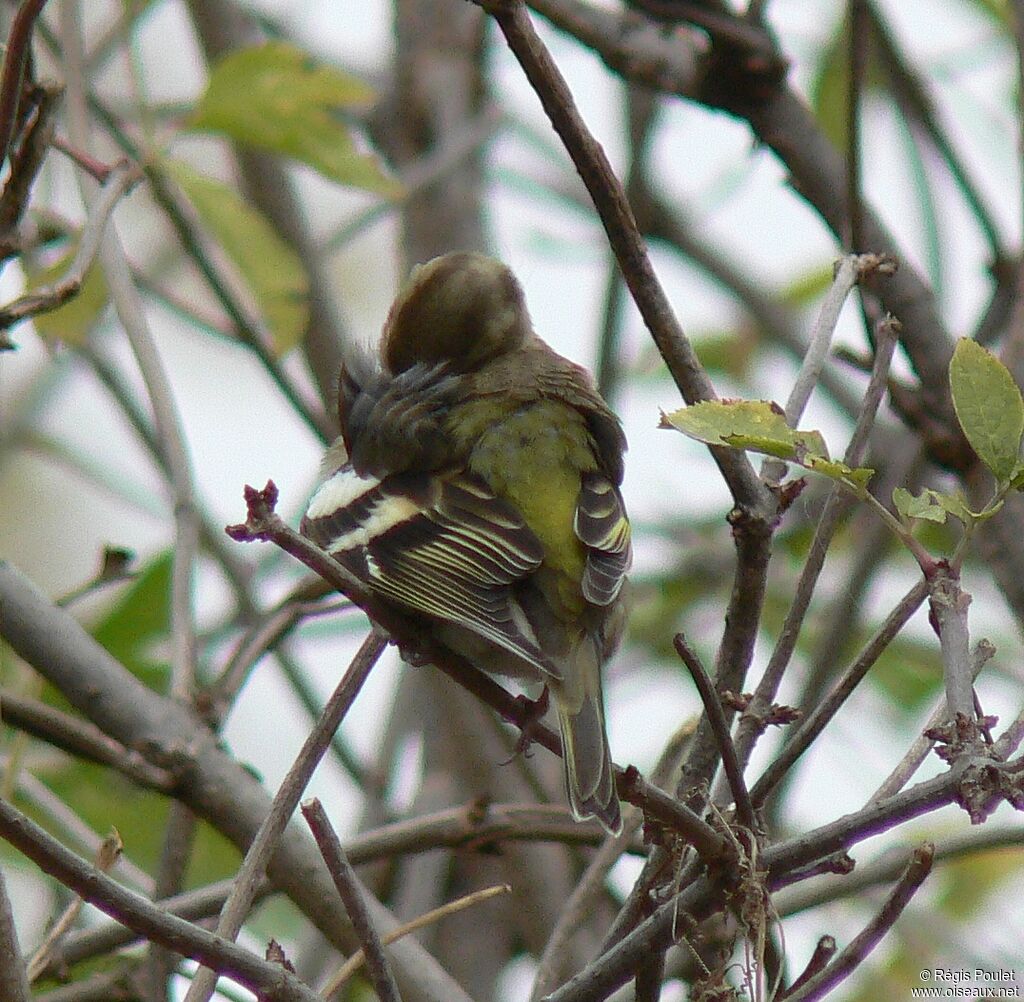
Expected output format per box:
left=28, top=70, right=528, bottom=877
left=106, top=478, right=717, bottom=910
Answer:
left=301, top=252, right=631, bottom=833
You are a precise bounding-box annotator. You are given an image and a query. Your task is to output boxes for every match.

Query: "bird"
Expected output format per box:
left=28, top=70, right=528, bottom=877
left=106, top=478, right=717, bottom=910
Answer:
left=301, top=251, right=631, bottom=833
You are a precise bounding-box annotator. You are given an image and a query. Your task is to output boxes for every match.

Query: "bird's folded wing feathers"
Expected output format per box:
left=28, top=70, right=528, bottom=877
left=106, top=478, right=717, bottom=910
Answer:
left=575, top=470, right=632, bottom=606
left=302, top=469, right=559, bottom=676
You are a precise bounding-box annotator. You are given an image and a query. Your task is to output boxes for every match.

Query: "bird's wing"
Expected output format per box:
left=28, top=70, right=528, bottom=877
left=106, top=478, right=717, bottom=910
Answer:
left=340, top=359, right=458, bottom=477
left=302, top=468, right=559, bottom=676
left=575, top=471, right=632, bottom=606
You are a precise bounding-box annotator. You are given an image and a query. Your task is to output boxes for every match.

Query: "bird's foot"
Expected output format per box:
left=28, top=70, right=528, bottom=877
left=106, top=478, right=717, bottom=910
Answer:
left=502, top=687, right=551, bottom=762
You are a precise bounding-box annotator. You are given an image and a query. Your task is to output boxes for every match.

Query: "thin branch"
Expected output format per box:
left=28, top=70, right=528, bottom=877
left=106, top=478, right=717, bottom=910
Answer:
left=0, top=159, right=140, bottom=330
left=28, top=876, right=272, bottom=981
left=26, top=830, right=123, bottom=982
left=0, top=80, right=62, bottom=239
left=866, top=0, right=1007, bottom=263
left=322, top=885, right=511, bottom=997
left=763, top=770, right=952, bottom=880
left=0, top=797, right=322, bottom=1002
left=80, top=343, right=256, bottom=615
left=85, top=96, right=334, bottom=444
left=0, top=863, right=31, bottom=1002
left=675, top=500, right=773, bottom=802
left=183, top=630, right=386, bottom=1002
left=732, top=315, right=901, bottom=775
left=548, top=770, right=956, bottom=1002
left=673, top=633, right=755, bottom=831
left=775, top=823, right=1024, bottom=918
left=749, top=578, right=929, bottom=808
left=62, top=5, right=200, bottom=701
left=0, top=0, right=48, bottom=168
left=321, top=106, right=505, bottom=257
left=782, top=255, right=893, bottom=432
left=871, top=639, right=994, bottom=802
left=846, top=0, right=867, bottom=254
left=0, top=561, right=477, bottom=1002
left=2, top=766, right=154, bottom=892
left=780, top=936, right=837, bottom=1000
left=302, top=798, right=402, bottom=1002
left=928, top=563, right=975, bottom=721
left=993, top=703, right=1024, bottom=762
left=530, top=726, right=690, bottom=1002
left=0, top=691, right=174, bottom=792
left=783, top=844, right=934, bottom=1002
left=476, top=0, right=771, bottom=516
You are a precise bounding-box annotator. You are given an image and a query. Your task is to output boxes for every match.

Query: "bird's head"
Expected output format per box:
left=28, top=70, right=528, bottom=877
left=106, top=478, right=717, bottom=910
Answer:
left=382, top=252, right=532, bottom=374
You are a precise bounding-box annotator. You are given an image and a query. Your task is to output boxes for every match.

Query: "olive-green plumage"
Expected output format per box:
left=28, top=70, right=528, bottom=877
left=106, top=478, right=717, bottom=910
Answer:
left=302, top=252, right=631, bottom=832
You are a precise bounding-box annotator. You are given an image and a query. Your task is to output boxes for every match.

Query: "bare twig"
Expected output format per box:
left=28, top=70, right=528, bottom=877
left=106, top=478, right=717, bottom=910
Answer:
left=0, top=863, right=31, bottom=1002
left=303, top=798, right=402, bottom=1002
left=183, top=630, right=386, bottom=1002
left=0, top=159, right=140, bottom=330
left=674, top=633, right=755, bottom=831
left=0, top=561, right=476, bottom=1002
left=0, top=0, right=48, bottom=168
left=85, top=96, right=335, bottom=444
left=0, top=797, right=322, bottom=1002
left=531, top=723, right=691, bottom=1001
left=749, top=578, right=929, bottom=808
left=780, top=936, right=837, bottom=999
left=733, top=316, right=901, bottom=776
left=871, top=639, right=994, bottom=802
left=322, top=885, right=511, bottom=997
left=2, top=766, right=154, bottom=891
left=928, top=563, right=975, bottom=721
left=0, top=80, right=61, bottom=239
left=783, top=843, right=934, bottom=1002
left=26, top=830, right=122, bottom=982
left=776, top=823, right=1024, bottom=918
left=784, top=255, right=894, bottom=432
left=0, top=691, right=174, bottom=792
left=62, top=5, right=200, bottom=702
left=846, top=0, right=867, bottom=254
left=28, top=877, right=272, bottom=981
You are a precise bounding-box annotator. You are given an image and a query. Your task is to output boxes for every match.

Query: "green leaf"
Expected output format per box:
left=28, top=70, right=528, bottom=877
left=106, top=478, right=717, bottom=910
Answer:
left=662, top=399, right=875, bottom=489
left=780, top=262, right=835, bottom=308
left=810, top=19, right=887, bottom=152
left=949, top=338, right=1024, bottom=481
left=804, top=454, right=874, bottom=491
left=190, top=41, right=399, bottom=196
left=91, top=550, right=172, bottom=686
left=23, top=241, right=109, bottom=344
left=893, top=486, right=948, bottom=524
left=661, top=399, right=825, bottom=459
left=168, top=162, right=310, bottom=355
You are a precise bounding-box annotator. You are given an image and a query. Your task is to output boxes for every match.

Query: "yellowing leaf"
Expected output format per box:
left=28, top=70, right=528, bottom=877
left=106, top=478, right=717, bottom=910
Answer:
left=662, top=399, right=827, bottom=460
left=949, top=338, right=1024, bottom=481
left=24, top=242, right=109, bottom=345
left=191, top=41, right=399, bottom=197
left=169, top=162, right=309, bottom=355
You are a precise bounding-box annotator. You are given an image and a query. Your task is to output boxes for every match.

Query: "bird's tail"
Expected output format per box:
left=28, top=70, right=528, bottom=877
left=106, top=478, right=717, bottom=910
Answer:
left=552, top=639, right=621, bottom=835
